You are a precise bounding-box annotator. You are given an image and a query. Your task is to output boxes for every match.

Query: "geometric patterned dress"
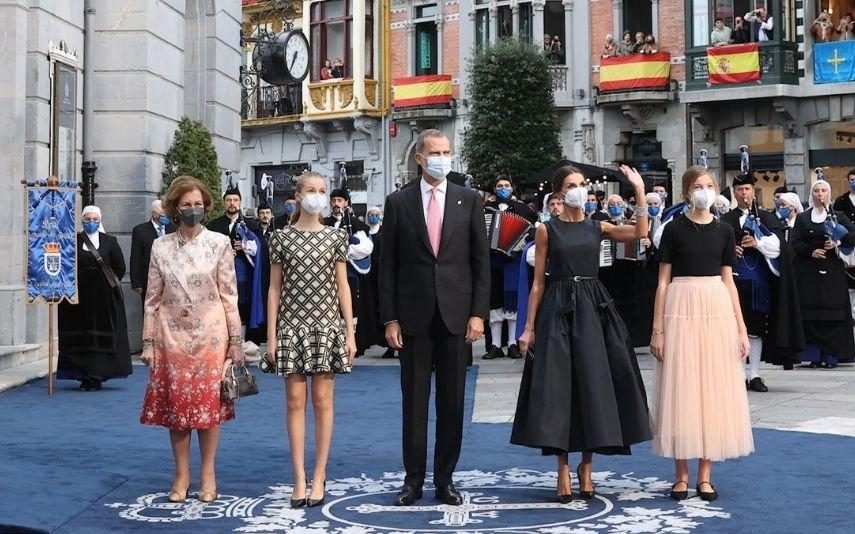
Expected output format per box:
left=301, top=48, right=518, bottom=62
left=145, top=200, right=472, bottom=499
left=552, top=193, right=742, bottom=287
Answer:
left=268, top=226, right=353, bottom=376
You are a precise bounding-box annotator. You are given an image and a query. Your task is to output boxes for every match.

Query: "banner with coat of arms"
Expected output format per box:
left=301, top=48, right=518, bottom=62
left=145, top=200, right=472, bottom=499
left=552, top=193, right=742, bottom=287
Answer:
left=25, top=179, right=79, bottom=304
left=707, top=43, right=761, bottom=85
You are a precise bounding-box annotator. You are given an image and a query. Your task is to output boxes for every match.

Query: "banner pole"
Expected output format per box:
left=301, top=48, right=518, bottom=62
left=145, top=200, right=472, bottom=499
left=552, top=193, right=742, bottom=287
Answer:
left=48, top=303, right=55, bottom=396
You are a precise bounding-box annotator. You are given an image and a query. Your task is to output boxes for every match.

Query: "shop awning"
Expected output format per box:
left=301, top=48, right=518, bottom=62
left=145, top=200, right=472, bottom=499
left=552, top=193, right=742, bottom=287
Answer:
left=533, top=160, right=626, bottom=185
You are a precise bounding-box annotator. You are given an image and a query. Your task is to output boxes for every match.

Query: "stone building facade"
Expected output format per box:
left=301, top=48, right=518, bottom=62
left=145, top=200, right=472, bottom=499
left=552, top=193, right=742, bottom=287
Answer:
left=0, top=0, right=242, bottom=374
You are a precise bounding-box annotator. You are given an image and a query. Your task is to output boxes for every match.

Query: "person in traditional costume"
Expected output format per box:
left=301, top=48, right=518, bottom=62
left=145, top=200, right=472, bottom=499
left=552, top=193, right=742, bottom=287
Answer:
left=720, top=173, right=802, bottom=388
left=792, top=180, right=855, bottom=368
left=777, top=192, right=803, bottom=241
left=140, top=176, right=244, bottom=504
left=324, top=188, right=373, bottom=357
left=206, top=185, right=266, bottom=339
left=483, top=175, right=538, bottom=360
left=58, top=205, right=132, bottom=391
left=832, top=169, right=855, bottom=341
left=513, top=165, right=652, bottom=503
left=360, top=206, right=391, bottom=358
left=650, top=166, right=754, bottom=503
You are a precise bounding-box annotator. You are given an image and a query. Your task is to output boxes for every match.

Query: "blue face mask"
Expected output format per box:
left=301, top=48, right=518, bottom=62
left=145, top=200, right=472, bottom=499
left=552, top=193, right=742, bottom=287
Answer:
left=584, top=201, right=598, bottom=214
left=849, top=182, right=855, bottom=193
left=496, top=188, right=512, bottom=200
left=648, top=205, right=661, bottom=217
left=83, top=221, right=100, bottom=234
left=158, top=215, right=170, bottom=226
left=367, top=214, right=381, bottom=226
left=284, top=203, right=296, bottom=215
left=608, top=205, right=624, bottom=218
left=776, top=207, right=791, bottom=220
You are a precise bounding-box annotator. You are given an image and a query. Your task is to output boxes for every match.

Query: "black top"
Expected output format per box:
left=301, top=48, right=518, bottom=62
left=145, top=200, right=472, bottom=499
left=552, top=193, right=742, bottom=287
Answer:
left=659, top=215, right=736, bottom=277
left=545, top=218, right=601, bottom=278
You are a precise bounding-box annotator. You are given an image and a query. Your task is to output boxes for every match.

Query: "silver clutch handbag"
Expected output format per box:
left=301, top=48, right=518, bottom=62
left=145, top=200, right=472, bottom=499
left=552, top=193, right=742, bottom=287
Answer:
left=221, top=362, right=259, bottom=401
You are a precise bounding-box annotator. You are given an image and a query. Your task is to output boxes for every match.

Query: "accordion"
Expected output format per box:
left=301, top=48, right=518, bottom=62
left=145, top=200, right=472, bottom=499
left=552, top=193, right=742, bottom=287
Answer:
left=485, top=209, right=532, bottom=256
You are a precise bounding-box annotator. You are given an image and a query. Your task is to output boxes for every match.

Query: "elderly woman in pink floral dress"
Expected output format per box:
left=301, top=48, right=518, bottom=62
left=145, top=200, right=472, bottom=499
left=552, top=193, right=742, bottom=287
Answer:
left=140, top=176, right=244, bottom=504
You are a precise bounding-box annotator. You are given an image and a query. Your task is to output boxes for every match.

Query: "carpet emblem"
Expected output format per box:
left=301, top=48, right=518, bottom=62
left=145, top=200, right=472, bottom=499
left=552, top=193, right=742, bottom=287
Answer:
left=106, top=469, right=731, bottom=532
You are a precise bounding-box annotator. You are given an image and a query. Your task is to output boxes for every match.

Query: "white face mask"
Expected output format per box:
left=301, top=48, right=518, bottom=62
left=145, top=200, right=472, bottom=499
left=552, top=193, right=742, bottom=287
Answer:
left=692, top=188, right=717, bottom=210
left=301, top=193, right=328, bottom=215
left=564, top=187, right=588, bottom=208
left=423, top=155, right=453, bottom=180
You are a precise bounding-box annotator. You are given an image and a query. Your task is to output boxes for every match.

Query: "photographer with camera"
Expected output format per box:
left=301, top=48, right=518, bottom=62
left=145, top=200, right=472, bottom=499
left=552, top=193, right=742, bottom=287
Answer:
left=812, top=10, right=835, bottom=43
left=838, top=13, right=855, bottom=41
left=744, top=5, right=774, bottom=42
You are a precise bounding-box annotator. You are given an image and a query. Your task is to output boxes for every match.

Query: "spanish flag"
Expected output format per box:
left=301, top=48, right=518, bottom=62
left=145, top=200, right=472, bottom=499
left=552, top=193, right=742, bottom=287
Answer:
left=599, top=52, right=671, bottom=92
left=393, top=75, right=453, bottom=108
left=707, top=43, right=761, bottom=84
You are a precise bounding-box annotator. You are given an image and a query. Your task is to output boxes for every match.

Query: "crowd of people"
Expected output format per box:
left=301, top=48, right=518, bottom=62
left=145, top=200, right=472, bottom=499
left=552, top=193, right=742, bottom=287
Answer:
left=601, top=30, right=659, bottom=58
left=54, top=126, right=855, bottom=509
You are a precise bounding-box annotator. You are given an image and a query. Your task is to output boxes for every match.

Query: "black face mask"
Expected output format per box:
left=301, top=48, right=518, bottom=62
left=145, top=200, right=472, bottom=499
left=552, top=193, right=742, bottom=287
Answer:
left=179, top=206, right=205, bottom=227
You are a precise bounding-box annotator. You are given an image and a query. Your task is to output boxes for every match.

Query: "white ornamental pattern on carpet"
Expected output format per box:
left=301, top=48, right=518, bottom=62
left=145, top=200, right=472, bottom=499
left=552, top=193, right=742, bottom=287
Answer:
left=105, top=469, right=731, bottom=533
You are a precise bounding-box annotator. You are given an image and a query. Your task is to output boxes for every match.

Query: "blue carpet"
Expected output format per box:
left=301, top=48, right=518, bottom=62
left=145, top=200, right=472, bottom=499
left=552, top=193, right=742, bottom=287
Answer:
left=1, top=366, right=853, bottom=533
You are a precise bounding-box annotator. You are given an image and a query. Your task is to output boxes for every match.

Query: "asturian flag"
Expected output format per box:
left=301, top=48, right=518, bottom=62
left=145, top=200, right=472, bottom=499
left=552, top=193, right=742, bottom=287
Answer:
left=814, top=41, right=855, bottom=84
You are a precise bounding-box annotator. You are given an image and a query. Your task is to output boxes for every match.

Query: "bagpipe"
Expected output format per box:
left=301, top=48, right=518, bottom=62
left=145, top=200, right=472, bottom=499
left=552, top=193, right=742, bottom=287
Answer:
left=485, top=208, right=532, bottom=256
left=739, top=200, right=782, bottom=276
left=822, top=202, right=855, bottom=257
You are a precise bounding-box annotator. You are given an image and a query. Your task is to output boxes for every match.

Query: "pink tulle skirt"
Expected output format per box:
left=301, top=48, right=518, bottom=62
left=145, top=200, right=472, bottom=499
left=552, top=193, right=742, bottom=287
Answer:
left=651, top=276, right=754, bottom=461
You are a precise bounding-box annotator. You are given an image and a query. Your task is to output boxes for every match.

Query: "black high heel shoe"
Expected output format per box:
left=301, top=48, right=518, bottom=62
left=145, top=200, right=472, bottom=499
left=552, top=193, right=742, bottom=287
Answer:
left=307, top=480, right=326, bottom=508
left=696, top=481, right=718, bottom=502
left=290, top=478, right=307, bottom=508
left=576, top=464, right=596, bottom=500
left=670, top=480, right=689, bottom=501
left=556, top=473, right=573, bottom=504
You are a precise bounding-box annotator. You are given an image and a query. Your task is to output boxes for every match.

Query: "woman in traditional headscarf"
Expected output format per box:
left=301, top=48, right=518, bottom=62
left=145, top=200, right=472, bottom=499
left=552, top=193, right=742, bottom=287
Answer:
left=791, top=180, right=855, bottom=368
left=776, top=192, right=803, bottom=243
left=58, top=205, right=131, bottom=391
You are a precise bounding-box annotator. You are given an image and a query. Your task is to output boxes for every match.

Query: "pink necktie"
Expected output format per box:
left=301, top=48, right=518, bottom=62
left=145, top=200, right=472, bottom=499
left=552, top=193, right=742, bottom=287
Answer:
left=427, top=187, right=442, bottom=256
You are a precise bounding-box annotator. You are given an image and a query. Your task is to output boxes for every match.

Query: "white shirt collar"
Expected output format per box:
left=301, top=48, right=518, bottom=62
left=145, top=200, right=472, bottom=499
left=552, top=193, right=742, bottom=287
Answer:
left=420, top=177, right=448, bottom=196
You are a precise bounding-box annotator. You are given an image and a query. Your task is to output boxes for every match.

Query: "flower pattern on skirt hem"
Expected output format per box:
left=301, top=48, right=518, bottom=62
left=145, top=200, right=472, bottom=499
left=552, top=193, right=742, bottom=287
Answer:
left=276, top=326, right=352, bottom=376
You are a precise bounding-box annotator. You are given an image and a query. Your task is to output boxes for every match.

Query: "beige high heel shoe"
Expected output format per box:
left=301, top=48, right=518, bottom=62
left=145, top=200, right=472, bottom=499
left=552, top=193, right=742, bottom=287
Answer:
left=168, top=484, right=190, bottom=503
left=198, top=488, right=218, bottom=503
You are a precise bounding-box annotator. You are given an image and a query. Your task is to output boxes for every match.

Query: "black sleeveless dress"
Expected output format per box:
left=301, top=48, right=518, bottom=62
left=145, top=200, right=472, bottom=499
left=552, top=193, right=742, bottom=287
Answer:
left=510, top=218, right=652, bottom=455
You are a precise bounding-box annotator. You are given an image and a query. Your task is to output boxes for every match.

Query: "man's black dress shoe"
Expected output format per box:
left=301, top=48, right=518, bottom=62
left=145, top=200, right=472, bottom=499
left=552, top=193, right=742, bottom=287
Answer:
left=482, top=345, right=504, bottom=360
left=394, top=486, right=423, bottom=506
left=507, top=344, right=523, bottom=359
left=435, top=484, right=463, bottom=506
left=747, top=377, right=768, bottom=392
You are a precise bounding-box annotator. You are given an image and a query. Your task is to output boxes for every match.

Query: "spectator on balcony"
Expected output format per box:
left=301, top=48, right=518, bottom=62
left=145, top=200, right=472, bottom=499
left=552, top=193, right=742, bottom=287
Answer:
left=811, top=10, right=836, bottom=43
left=547, top=35, right=565, bottom=64
left=838, top=13, right=855, bottom=40
left=631, top=31, right=646, bottom=54
left=331, top=58, right=345, bottom=78
left=543, top=34, right=552, bottom=52
left=745, top=5, right=773, bottom=42
left=617, top=31, right=634, bottom=55
left=602, top=34, right=618, bottom=58
left=732, top=16, right=751, bottom=43
left=320, top=59, right=333, bottom=80
left=641, top=35, right=659, bottom=55
left=711, top=18, right=733, bottom=47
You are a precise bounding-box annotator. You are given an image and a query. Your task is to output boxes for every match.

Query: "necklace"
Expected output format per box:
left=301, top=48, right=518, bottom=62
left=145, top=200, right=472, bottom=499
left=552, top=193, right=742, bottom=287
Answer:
left=177, top=226, right=202, bottom=247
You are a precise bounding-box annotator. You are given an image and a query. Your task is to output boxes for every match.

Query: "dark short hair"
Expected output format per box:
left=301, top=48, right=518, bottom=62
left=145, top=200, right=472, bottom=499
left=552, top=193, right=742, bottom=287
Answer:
left=494, top=174, right=513, bottom=188
left=162, top=175, right=214, bottom=221
left=257, top=203, right=273, bottom=212
left=848, top=168, right=855, bottom=178
left=715, top=18, right=724, bottom=23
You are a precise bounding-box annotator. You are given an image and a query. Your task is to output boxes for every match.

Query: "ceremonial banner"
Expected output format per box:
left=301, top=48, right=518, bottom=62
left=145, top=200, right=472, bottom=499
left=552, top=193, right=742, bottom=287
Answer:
left=393, top=74, right=453, bottom=108
left=814, top=41, right=855, bottom=85
left=25, top=180, right=78, bottom=304
left=599, top=52, right=671, bottom=92
left=707, top=43, right=761, bottom=84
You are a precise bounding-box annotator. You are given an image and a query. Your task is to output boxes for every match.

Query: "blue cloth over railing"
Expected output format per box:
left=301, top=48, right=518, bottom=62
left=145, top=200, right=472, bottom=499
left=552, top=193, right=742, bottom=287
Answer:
left=814, top=41, right=855, bottom=84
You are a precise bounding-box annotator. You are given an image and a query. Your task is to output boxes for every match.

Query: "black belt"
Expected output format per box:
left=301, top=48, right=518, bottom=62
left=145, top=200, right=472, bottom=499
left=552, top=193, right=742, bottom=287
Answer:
left=553, top=276, right=597, bottom=282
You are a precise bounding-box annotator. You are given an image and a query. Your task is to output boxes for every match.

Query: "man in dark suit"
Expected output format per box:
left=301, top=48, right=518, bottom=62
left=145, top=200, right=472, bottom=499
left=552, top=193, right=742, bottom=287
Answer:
left=129, top=199, right=175, bottom=306
left=380, top=129, right=490, bottom=507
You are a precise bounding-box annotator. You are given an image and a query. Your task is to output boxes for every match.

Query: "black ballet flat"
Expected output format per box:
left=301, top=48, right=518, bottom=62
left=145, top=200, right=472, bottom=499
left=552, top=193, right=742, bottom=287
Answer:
left=576, top=465, right=596, bottom=500
left=556, top=492, right=574, bottom=504
left=670, top=481, right=689, bottom=501
left=696, top=481, right=718, bottom=502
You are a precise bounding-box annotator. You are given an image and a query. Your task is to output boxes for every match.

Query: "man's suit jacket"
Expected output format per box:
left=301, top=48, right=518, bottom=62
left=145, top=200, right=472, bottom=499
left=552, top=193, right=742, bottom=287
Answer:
left=130, top=220, right=175, bottom=293
left=380, top=180, right=490, bottom=336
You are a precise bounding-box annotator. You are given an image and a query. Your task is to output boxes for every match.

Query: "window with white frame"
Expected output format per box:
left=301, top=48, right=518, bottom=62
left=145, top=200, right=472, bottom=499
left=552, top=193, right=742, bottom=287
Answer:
left=473, top=0, right=537, bottom=48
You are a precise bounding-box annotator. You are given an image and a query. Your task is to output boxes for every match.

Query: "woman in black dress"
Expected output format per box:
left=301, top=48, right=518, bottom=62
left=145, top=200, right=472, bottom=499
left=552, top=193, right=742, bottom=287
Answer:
left=513, top=165, right=652, bottom=503
left=791, top=180, right=855, bottom=367
left=58, top=205, right=131, bottom=391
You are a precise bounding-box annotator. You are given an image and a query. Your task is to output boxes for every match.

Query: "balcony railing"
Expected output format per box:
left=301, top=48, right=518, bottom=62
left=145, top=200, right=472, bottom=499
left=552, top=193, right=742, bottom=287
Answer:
left=549, top=65, right=568, bottom=93
left=242, top=84, right=302, bottom=121
left=685, top=42, right=798, bottom=90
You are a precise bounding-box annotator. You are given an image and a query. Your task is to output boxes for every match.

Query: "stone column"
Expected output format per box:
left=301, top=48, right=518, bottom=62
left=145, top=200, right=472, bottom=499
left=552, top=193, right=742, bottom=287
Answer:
left=511, top=0, right=520, bottom=36
left=784, top=136, right=808, bottom=197
left=406, top=21, right=415, bottom=75
left=0, top=0, right=29, bottom=352
left=436, top=14, right=444, bottom=72
left=564, top=0, right=574, bottom=93
left=612, top=0, right=622, bottom=37
left=651, top=0, right=660, bottom=40
left=532, top=0, right=545, bottom=48
left=489, top=1, right=498, bottom=44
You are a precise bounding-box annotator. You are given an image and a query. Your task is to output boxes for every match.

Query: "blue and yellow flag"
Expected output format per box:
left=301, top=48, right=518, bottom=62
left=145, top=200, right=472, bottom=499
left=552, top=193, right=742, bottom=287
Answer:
left=814, top=41, right=855, bottom=84
left=26, top=180, right=79, bottom=304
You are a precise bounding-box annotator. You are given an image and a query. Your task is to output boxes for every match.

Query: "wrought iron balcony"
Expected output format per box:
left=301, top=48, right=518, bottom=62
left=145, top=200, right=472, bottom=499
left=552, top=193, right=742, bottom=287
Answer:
left=242, top=82, right=302, bottom=123
left=685, top=42, right=799, bottom=91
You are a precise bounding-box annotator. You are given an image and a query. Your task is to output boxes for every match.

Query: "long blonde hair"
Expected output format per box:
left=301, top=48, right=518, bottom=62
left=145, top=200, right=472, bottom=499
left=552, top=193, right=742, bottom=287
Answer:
left=291, top=171, right=326, bottom=225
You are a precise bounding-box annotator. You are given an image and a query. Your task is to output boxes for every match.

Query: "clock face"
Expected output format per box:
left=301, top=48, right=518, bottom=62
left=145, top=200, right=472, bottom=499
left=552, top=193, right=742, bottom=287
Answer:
left=285, top=31, right=310, bottom=82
